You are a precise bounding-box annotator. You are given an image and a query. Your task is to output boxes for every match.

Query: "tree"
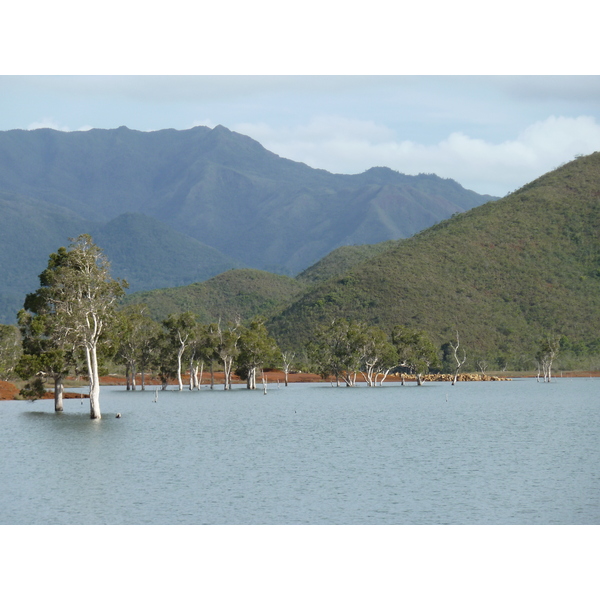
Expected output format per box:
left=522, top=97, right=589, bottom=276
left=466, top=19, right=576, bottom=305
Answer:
left=163, top=312, right=197, bottom=391
left=0, top=324, right=21, bottom=382
left=536, top=334, right=561, bottom=382
left=216, top=319, right=242, bottom=390
left=359, top=326, right=397, bottom=387
left=280, top=350, right=295, bottom=387
left=308, top=319, right=369, bottom=386
left=447, top=331, right=467, bottom=385
left=16, top=308, right=73, bottom=411
left=38, top=234, right=127, bottom=419
left=236, top=320, right=280, bottom=389
left=391, top=326, right=439, bottom=385
left=114, top=304, right=157, bottom=391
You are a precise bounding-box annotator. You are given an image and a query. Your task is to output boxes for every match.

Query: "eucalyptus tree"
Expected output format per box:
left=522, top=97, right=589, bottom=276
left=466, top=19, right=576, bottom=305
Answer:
left=187, top=321, right=218, bottom=390
left=536, top=334, right=561, bottom=382
left=163, top=312, right=198, bottom=391
left=236, top=320, right=280, bottom=389
left=200, top=322, right=221, bottom=389
left=25, top=235, right=127, bottom=418
left=216, top=319, right=242, bottom=390
left=0, top=324, right=21, bottom=382
left=359, top=326, right=397, bottom=387
left=447, top=330, right=467, bottom=385
left=392, top=326, right=439, bottom=385
left=280, top=350, right=295, bottom=387
left=114, top=304, right=157, bottom=390
left=150, top=327, right=178, bottom=390
left=308, top=319, right=369, bottom=386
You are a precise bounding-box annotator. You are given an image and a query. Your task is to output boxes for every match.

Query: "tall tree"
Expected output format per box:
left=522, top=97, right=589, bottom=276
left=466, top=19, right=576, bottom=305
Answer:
left=38, top=234, right=127, bottom=419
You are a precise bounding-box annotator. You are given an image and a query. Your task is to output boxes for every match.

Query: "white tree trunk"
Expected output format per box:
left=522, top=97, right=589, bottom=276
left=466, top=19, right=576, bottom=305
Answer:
left=87, top=345, right=101, bottom=419
left=54, top=375, right=64, bottom=412
left=177, top=344, right=185, bottom=391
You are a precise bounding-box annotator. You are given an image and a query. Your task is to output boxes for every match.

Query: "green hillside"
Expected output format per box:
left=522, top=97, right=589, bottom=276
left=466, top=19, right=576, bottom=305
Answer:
left=268, top=152, right=600, bottom=368
left=123, top=268, right=306, bottom=323
left=296, top=241, right=396, bottom=285
left=91, top=213, right=243, bottom=292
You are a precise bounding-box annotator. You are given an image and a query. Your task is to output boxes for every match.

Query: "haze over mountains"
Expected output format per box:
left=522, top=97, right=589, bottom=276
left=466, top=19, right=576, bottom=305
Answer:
left=0, top=125, right=496, bottom=322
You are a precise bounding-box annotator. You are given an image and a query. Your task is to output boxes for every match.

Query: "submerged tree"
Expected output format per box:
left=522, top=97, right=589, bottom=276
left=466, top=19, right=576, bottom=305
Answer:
left=391, top=326, right=439, bottom=385
left=447, top=330, right=467, bottom=385
left=536, top=334, right=561, bottom=382
left=16, top=308, right=73, bottom=411
left=36, top=235, right=127, bottom=418
left=216, top=319, right=242, bottom=390
left=236, top=320, right=280, bottom=389
left=163, top=312, right=197, bottom=391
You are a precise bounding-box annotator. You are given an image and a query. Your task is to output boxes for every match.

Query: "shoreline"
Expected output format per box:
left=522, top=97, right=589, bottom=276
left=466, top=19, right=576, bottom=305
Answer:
left=2, top=369, right=599, bottom=400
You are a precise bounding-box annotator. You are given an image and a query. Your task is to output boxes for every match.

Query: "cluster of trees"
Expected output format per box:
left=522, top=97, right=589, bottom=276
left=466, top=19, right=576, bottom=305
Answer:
left=1, top=235, right=569, bottom=419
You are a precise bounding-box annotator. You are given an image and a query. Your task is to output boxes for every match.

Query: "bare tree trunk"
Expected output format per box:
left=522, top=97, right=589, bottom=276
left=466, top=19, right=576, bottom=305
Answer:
left=87, top=345, right=101, bottom=419
left=54, top=375, right=64, bottom=412
left=177, top=345, right=184, bottom=391
left=197, top=361, right=204, bottom=390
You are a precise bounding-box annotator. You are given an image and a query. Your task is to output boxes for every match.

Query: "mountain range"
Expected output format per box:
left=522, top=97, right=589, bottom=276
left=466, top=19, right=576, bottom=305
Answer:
left=0, top=125, right=496, bottom=322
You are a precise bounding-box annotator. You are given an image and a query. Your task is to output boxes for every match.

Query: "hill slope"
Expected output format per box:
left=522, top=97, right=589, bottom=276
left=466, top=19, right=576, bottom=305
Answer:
left=123, top=268, right=306, bottom=323
left=268, top=152, right=600, bottom=367
left=0, top=125, right=496, bottom=278
left=90, top=213, right=243, bottom=292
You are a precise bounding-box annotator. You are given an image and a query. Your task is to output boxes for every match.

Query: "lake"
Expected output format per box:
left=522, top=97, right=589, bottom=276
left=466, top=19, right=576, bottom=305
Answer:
left=1, top=377, right=598, bottom=525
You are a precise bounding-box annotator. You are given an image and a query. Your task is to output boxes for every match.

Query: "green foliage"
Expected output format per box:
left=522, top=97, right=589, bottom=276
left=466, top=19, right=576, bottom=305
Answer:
left=0, top=324, right=21, bottom=380
left=123, top=269, right=306, bottom=324
left=19, top=377, right=46, bottom=399
left=391, top=326, right=439, bottom=380
left=270, top=152, right=600, bottom=368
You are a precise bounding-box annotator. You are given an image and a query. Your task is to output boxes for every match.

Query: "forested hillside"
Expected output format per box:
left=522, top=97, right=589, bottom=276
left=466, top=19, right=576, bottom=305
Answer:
left=268, top=153, right=600, bottom=369
left=124, top=269, right=305, bottom=323
left=0, top=125, right=496, bottom=323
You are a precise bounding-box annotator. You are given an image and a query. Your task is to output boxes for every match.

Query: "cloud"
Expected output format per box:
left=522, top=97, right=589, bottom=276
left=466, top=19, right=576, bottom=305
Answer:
left=27, top=118, right=93, bottom=132
left=236, top=115, right=600, bottom=196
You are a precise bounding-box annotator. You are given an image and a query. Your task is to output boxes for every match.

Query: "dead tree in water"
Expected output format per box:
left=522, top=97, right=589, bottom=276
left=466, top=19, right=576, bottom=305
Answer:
left=449, top=331, right=467, bottom=385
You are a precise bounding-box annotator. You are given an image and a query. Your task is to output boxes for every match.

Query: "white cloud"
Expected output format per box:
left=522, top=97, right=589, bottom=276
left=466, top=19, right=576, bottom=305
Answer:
left=27, top=118, right=71, bottom=131
left=236, top=115, right=600, bottom=196
left=27, top=118, right=93, bottom=132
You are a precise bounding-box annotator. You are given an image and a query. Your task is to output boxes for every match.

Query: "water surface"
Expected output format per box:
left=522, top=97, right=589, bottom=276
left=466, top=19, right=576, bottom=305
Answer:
left=1, top=378, right=598, bottom=524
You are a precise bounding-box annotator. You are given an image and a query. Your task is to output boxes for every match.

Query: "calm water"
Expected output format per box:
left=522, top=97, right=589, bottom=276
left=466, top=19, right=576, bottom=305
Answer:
left=1, top=378, right=598, bottom=524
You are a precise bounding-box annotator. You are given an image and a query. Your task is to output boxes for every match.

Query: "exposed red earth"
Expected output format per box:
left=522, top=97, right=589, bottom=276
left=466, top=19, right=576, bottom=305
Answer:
left=2, top=370, right=598, bottom=400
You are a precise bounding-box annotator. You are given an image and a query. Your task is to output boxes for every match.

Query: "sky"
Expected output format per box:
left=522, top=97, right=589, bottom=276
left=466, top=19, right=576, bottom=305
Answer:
left=2, top=2, right=599, bottom=198
left=2, top=74, right=599, bottom=197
